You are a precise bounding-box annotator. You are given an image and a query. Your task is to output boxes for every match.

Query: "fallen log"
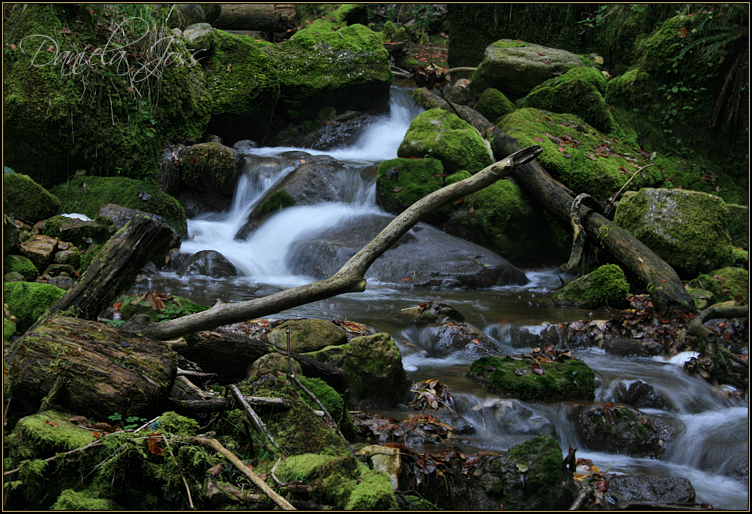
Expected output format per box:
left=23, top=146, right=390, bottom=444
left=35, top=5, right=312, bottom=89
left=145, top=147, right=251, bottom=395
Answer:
left=169, top=395, right=290, bottom=414
left=130, top=146, right=543, bottom=340
left=414, top=88, right=697, bottom=313
left=213, top=3, right=296, bottom=32
left=8, top=316, right=177, bottom=419
left=25, top=214, right=176, bottom=335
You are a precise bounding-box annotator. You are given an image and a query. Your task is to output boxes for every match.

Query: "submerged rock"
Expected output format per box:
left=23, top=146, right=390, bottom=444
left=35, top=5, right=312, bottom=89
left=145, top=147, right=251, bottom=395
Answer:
left=287, top=213, right=529, bottom=288
left=176, top=250, right=238, bottom=278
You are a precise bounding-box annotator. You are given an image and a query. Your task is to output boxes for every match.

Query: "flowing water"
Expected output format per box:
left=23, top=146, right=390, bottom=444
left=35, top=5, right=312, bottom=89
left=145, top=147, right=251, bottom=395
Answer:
left=135, top=87, right=748, bottom=509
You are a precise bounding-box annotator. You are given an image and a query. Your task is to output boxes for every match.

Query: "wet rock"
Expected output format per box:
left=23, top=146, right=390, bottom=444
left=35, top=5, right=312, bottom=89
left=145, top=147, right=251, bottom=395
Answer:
left=602, top=338, right=665, bottom=357
left=265, top=318, right=347, bottom=353
left=44, top=275, right=74, bottom=290
left=398, top=301, right=465, bottom=324
left=573, top=403, right=680, bottom=458
left=43, top=263, right=75, bottom=278
left=19, top=235, right=58, bottom=272
left=467, top=397, right=555, bottom=436
left=176, top=250, right=238, bottom=278
left=606, top=379, right=671, bottom=411
left=248, top=352, right=302, bottom=378
left=552, top=264, right=630, bottom=309
left=276, top=112, right=380, bottom=149
left=605, top=474, right=695, bottom=506
left=231, top=139, right=258, bottom=154
left=177, top=142, right=244, bottom=213
left=287, top=213, right=529, bottom=287
left=44, top=215, right=115, bottom=249
left=422, top=322, right=498, bottom=358
left=53, top=248, right=82, bottom=268
left=468, top=355, right=596, bottom=402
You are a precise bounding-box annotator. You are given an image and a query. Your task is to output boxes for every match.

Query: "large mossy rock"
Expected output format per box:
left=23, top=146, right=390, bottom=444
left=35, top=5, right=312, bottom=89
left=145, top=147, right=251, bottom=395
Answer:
left=263, top=20, right=392, bottom=122
left=524, top=78, right=615, bottom=133
left=689, top=267, right=749, bottom=304
left=471, top=39, right=585, bottom=100
left=497, top=108, right=665, bottom=200
left=4, top=281, right=66, bottom=332
left=266, top=319, right=348, bottom=353
left=473, top=435, right=576, bottom=510
left=474, top=87, right=516, bottom=123
left=398, top=109, right=493, bottom=175
left=4, top=255, right=40, bottom=282
left=468, top=355, right=596, bottom=402
left=304, top=333, right=408, bottom=405
left=552, top=264, right=630, bottom=308
left=50, top=176, right=187, bottom=234
left=3, top=4, right=210, bottom=187
left=613, top=188, right=734, bottom=278
left=43, top=215, right=115, bottom=248
left=375, top=157, right=446, bottom=216
left=3, top=174, right=61, bottom=223
left=191, top=28, right=280, bottom=144
left=573, top=403, right=678, bottom=458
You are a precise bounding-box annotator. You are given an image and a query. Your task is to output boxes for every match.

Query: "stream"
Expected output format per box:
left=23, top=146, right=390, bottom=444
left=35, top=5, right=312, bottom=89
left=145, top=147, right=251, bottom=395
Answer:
left=133, top=87, right=748, bottom=509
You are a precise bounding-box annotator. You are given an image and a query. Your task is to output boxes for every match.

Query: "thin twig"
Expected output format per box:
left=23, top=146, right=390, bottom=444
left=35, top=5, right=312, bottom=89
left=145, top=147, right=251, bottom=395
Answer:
left=229, top=384, right=283, bottom=455
left=3, top=439, right=103, bottom=476
left=163, top=436, right=194, bottom=509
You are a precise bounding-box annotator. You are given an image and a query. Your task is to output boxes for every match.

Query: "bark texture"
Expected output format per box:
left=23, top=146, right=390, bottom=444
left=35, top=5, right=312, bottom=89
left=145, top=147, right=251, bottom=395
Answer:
left=213, top=4, right=296, bottom=32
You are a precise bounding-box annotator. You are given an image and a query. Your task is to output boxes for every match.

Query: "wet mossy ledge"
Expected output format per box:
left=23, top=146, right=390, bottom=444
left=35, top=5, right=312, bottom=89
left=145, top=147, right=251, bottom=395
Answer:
left=552, top=264, right=631, bottom=309
left=50, top=176, right=187, bottom=234
left=468, top=355, right=596, bottom=402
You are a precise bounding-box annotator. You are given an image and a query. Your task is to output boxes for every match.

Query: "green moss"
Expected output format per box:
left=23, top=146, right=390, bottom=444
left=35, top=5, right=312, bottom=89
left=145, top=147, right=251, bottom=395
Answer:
left=468, top=355, right=596, bottom=402
left=524, top=79, right=616, bottom=133
left=731, top=248, right=748, bottom=269
left=50, top=176, right=186, bottom=233
left=497, top=108, right=665, bottom=201
left=299, top=376, right=357, bottom=439
left=182, top=142, right=239, bottom=187
left=475, top=88, right=517, bottom=122
left=338, top=333, right=406, bottom=402
left=376, top=158, right=445, bottom=214
left=398, top=109, right=494, bottom=175
left=79, top=245, right=102, bottom=274
left=505, top=435, right=572, bottom=510
left=8, top=411, right=96, bottom=460
left=4, top=318, right=17, bottom=341
left=4, top=282, right=66, bottom=332
left=3, top=174, right=61, bottom=223
left=689, top=267, right=748, bottom=304
left=52, top=489, right=119, bottom=510
left=4, top=254, right=39, bottom=281
left=346, top=469, right=398, bottom=510
left=613, top=188, right=733, bottom=277
left=267, top=319, right=348, bottom=353
left=259, top=190, right=296, bottom=216
left=536, top=66, right=608, bottom=95
left=553, top=264, right=630, bottom=308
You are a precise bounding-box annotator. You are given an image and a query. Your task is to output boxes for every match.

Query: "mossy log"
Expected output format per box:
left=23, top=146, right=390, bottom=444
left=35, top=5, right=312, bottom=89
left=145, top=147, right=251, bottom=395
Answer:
left=8, top=316, right=177, bottom=419
left=414, top=88, right=696, bottom=313
left=213, top=3, right=296, bottom=32
left=27, top=214, right=176, bottom=333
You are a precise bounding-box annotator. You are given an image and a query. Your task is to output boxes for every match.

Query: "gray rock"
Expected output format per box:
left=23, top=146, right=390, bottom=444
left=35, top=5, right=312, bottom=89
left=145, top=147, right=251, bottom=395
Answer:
left=602, top=338, right=665, bottom=357
left=606, top=379, right=671, bottom=411
left=182, top=23, right=214, bottom=43
left=97, top=204, right=167, bottom=230
left=606, top=474, right=695, bottom=506
left=176, top=250, right=238, bottom=278
left=286, top=213, right=529, bottom=288
left=473, top=40, right=584, bottom=99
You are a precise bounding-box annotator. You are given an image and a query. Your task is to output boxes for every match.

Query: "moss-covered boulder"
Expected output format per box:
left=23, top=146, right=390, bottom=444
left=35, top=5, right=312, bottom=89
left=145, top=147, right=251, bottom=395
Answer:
left=574, top=403, right=677, bottom=458
left=552, top=264, right=630, bottom=308
left=471, top=40, right=585, bottom=100
left=524, top=78, right=615, bottom=133
left=474, top=435, right=576, bottom=510
left=266, top=319, right=348, bottom=353
left=43, top=215, right=115, bottom=249
left=4, top=215, right=21, bottom=254
left=3, top=4, right=211, bottom=187
left=726, top=204, right=748, bottom=250
left=474, top=87, right=516, bottom=123
left=304, top=333, right=408, bottom=405
left=531, top=66, right=609, bottom=96
left=181, top=142, right=243, bottom=190
left=263, top=20, right=392, bottom=122
left=468, top=355, right=596, bottom=402
left=440, top=171, right=571, bottom=265
left=613, top=188, right=734, bottom=278
left=190, top=29, right=279, bottom=144
left=4, top=281, right=66, bottom=332
left=4, top=255, right=39, bottom=282
left=375, top=157, right=445, bottom=216
left=398, top=109, right=493, bottom=175
left=274, top=453, right=397, bottom=510
left=497, top=108, right=664, bottom=201
left=50, top=176, right=187, bottom=234
left=52, top=489, right=120, bottom=511
left=689, top=267, right=748, bottom=305
left=3, top=174, right=61, bottom=223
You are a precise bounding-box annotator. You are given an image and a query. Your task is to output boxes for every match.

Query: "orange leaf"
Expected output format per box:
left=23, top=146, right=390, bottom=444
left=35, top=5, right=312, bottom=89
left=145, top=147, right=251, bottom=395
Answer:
left=537, top=52, right=545, bottom=56
left=678, top=27, right=688, bottom=38
left=92, top=431, right=101, bottom=439
left=45, top=420, right=59, bottom=427
left=147, top=432, right=164, bottom=455
left=402, top=278, right=410, bottom=282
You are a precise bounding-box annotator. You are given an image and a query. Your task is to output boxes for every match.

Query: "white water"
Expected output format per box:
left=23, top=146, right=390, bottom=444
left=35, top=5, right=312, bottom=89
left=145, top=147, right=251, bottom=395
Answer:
left=149, top=87, right=748, bottom=510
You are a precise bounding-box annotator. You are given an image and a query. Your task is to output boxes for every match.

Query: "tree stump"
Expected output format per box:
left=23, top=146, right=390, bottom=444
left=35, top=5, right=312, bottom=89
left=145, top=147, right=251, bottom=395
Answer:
left=8, top=317, right=177, bottom=419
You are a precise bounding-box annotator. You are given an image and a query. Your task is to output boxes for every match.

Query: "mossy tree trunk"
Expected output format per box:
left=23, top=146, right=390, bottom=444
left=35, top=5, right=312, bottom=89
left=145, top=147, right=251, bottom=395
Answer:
left=414, top=88, right=697, bottom=314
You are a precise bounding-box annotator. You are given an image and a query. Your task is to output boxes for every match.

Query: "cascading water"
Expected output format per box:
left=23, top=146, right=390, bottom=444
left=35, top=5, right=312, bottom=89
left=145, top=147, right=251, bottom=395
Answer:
left=139, top=86, right=748, bottom=509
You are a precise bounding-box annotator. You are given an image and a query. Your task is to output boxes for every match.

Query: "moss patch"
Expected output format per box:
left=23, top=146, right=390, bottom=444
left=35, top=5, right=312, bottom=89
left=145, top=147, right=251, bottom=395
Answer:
left=4, top=281, right=66, bottom=332
left=375, top=158, right=445, bottom=215
left=182, top=142, right=240, bottom=187
left=474, top=88, right=516, bottom=123
left=4, top=255, right=40, bottom=282
left=689, top=267, right=748, bottom=305
left=468, top=355, right=595, bottom=402
left=3, top=174, right=61, bottom=223
left=259, top=190, right=296, bottom=216
left=50, top=176, right=186, bottom=233
left=552, top=264, right=630, bottom=308
left=524, top=79, right=615, bottom=133
left=398, top=109, right=493, bottom=175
